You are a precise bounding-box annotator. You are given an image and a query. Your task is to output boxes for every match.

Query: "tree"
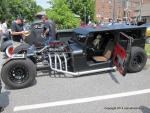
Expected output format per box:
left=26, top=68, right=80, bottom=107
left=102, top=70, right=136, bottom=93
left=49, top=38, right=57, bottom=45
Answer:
left=46, top=0, right=80, bottom=29
left=7, top=0, right=43, bottom=21
left=0, top=0, right=43, bottom=22
left=67, top=0, right=95, bottom=23
left=0, top=0, right=10, bottom=20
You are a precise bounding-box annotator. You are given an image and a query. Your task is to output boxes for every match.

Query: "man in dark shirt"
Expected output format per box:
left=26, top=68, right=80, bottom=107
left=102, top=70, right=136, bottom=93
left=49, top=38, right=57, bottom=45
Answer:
left=11, top=17, right=28, bottom=48
left=42, top=15, right=56, bottom=45
left=11, top=17, right=25, bottom=42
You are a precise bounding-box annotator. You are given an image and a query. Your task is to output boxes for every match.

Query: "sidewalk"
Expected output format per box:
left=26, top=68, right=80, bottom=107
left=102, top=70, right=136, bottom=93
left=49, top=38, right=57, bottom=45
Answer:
left=147, top=57, right=150, bottom=65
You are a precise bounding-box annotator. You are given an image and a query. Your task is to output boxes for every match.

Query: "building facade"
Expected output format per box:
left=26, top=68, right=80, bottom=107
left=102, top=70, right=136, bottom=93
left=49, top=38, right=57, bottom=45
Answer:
left=95, top=0, right=150, bottom=23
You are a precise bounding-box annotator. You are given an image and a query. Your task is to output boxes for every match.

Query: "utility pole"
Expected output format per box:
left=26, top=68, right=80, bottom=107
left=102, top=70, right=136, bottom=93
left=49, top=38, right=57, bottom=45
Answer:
left=112, top=0, right=116, bottom=24
left=139, top=0, right=142, bottom=21
left=125, top=0, right=129, bottom=23
left=84, top=6, right=86, bottom=24
left=108, top=0, right=112, bottom=20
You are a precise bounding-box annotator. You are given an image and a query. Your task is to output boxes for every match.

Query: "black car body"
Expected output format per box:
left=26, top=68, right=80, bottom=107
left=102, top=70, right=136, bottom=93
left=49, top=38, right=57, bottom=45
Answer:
left=24, top=20, right=56, bottom=46
left=66, top=24, right=147, bottom=75
left=1, top=24, right=147, bottom=89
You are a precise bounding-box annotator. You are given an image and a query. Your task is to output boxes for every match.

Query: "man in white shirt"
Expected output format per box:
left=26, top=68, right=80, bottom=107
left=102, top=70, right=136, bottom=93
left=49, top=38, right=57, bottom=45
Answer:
left=2, top=19, right=8, bottom=33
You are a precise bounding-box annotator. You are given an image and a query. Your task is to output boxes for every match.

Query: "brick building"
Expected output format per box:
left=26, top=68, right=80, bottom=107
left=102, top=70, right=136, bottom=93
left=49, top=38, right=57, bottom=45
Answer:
left=141, top=0, right=150, bottom=22
left=95, top=0, right=150, bottom=23
left=95, top=0, right=124, bottom=22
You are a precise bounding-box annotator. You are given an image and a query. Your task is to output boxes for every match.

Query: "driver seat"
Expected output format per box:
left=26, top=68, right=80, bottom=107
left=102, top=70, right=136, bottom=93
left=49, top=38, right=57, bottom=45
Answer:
left=92, top=40, right=114, bottom=62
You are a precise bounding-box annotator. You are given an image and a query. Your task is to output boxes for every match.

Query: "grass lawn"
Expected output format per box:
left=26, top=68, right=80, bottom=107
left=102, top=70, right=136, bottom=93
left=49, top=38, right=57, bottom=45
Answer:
left=145, top=44, right=150, bottom=56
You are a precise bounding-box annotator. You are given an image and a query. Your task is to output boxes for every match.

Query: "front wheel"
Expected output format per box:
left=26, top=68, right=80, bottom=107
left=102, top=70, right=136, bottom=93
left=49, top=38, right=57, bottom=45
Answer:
left=1, top=58, right=36, bottom=89
left=127, top=47, right=147, bottom=73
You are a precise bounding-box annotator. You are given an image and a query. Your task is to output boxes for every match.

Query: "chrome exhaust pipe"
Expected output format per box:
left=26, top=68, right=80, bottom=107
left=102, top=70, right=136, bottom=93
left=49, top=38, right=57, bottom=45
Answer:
left=48, top=54, right=116, bottom=76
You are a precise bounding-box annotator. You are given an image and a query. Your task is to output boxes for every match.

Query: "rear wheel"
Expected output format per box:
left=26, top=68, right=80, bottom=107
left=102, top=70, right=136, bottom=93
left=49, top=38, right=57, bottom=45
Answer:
left=1, top=58, right=36, bottom=89
left=127, top=47, right=147, bottom=73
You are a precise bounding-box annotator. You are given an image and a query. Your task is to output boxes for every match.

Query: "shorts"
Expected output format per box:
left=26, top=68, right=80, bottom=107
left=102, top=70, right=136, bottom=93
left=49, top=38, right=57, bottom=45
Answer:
left=44, top=36, right=53, bottom=46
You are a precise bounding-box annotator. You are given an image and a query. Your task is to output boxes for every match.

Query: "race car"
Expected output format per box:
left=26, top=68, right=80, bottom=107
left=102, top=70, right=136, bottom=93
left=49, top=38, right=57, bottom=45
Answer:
left=1, top=24, right=147, bottom=89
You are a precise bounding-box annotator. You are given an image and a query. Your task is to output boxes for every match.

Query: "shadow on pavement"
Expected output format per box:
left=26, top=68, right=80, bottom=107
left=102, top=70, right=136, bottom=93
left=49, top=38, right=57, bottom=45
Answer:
left=143, top=64, right=150, bottom=70
left=140, top=106, right=150, bottom=113
left=4, top=79, right=37, bottom=90
left=108, top=72, right=120, bottom=84
left=0, top=91, right=10, bottom=112
left=36, top=69, right=120, bottom=83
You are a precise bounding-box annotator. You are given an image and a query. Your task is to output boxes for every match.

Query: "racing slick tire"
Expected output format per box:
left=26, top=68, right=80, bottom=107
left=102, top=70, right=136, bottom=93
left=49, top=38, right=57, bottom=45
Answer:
left=1, top=58, right=36, bottom=89
left=127, top=47, right=147, bottom=73
left=13, top=43, right=30, bottom=54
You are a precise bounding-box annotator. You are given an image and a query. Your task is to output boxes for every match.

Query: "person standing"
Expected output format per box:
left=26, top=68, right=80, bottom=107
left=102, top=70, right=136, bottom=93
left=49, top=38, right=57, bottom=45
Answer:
left=11, top=17, right=24, bottom=42
left=42, top=15, right=56, bottom=45
left=11, top=17, right=26, bottom=48
left=2, top=19, right=8, bottom=34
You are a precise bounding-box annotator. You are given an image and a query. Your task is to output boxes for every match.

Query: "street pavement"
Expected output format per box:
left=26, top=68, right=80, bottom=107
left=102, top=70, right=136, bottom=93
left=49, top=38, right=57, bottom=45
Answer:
left=0, top=52, right=150, bottom=113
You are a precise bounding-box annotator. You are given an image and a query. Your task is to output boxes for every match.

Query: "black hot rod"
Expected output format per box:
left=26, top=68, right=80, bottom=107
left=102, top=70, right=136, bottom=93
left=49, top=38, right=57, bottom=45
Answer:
left=1, top=24, right=147, bottom=89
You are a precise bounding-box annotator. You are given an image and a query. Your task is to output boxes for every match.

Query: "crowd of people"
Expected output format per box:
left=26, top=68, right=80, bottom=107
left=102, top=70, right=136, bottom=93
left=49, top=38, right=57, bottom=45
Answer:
left=0, top=15, right=54, bottom=49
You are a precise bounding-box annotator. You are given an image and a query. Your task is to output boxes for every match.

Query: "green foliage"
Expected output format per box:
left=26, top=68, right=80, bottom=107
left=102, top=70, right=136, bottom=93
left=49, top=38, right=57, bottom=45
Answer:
left=46, top=0, right=80, bottom=29
left=145, top=44, right=150, bottom=55
left=0, top=0, right=43, bottom=22
left=67, top=0, right=95, bottom=23
left=0, top=0, right=10, bottom=20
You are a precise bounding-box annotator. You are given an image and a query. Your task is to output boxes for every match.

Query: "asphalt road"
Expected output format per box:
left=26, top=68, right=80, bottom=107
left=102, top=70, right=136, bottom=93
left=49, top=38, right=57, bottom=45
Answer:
left=0, top=52, right=150, bottom=113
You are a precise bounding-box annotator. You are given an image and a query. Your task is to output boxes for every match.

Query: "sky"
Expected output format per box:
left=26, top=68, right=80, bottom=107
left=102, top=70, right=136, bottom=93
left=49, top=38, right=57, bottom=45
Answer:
left=36, top=0, right=50, bottom=9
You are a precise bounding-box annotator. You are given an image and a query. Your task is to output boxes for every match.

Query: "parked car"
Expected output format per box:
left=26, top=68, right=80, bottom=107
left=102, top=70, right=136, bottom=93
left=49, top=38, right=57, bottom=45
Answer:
left=141, top=23, right=150, bottom=44
left=1, top=24, right=147, bottom=89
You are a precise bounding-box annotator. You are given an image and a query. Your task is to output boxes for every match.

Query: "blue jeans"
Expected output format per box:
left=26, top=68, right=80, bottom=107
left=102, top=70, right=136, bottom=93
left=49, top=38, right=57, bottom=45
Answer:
left=44, top=36, right=53, bottom=46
